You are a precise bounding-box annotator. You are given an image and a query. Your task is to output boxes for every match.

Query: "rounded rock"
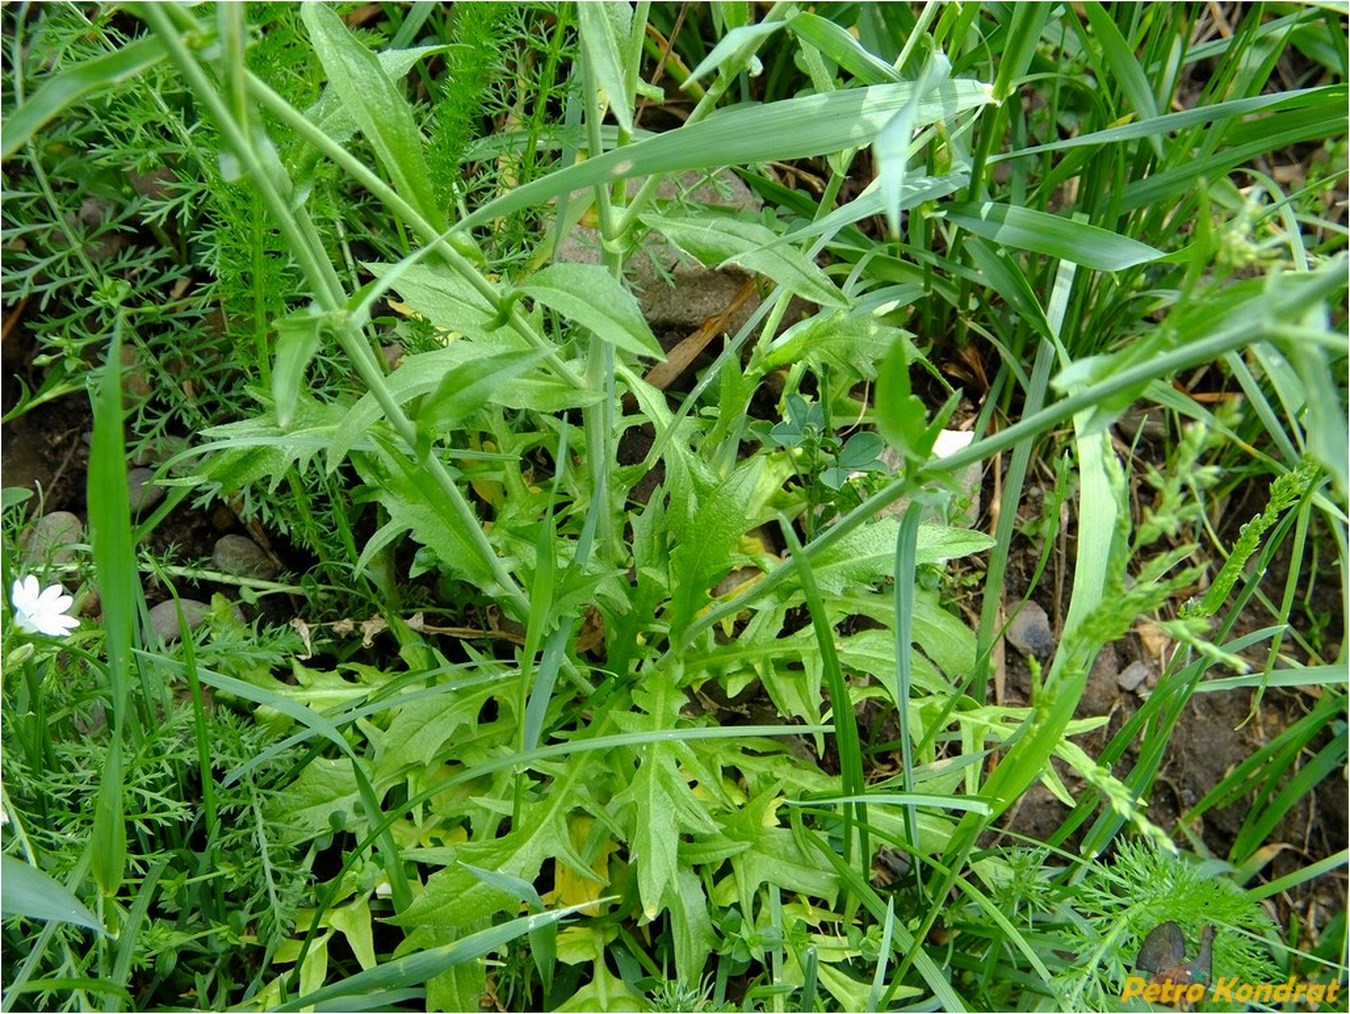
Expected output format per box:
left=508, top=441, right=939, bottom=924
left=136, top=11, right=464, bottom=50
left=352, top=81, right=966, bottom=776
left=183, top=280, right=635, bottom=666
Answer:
left=1007, top=600, right=1055, bottom=662
left=21, top=511, right=84, bottom=566
left=147, top=598, right=211, bottom=643
left=212, top=534, right=278, bottom=580
left=1116, top=660, right=1151, bottom=693
left=127, top=467, right=164, bottom=514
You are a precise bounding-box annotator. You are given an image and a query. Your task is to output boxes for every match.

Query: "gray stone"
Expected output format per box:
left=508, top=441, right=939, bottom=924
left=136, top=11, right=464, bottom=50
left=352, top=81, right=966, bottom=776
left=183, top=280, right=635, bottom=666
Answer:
left=147, top=598, right=211, bottom=643
left=1079, top=643, right=1121, bottom=717
left=21, top=511, right=83, bottom=566
left=127, top=467, right=164, bottom=514
left=1115, top=405, right=1166, bottom=444
left=212, top=534, right=278, bottom=580
left=1116, top=659, right=1151, bottom=693
left=131, top=435, right=189, bottom=469
left=1007, top=600, right=1055, bottom=662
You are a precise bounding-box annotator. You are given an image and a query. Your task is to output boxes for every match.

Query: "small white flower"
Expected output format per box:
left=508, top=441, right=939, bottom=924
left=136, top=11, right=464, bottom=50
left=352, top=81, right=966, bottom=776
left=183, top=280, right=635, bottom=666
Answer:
left=10, top=575, right=79, bottom=637
left=932, top=428, right=975, bottom=459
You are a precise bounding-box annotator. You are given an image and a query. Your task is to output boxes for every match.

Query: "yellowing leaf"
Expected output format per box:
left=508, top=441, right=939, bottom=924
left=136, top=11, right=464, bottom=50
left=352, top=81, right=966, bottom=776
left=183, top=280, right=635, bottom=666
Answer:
left=325, top=895, right=377, bottom=971
left=551, top=816, right=617, bottom=916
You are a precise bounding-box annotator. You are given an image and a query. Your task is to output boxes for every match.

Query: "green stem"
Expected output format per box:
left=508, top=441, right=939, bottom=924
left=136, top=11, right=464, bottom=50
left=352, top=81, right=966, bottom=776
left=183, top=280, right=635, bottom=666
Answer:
left=579, top=50, right=623, bottom=554
left=613, top=0, right=795, bottom=237
left=243, top=73, right=585, bottom=391
left=142, top=4, right=530, bottom=618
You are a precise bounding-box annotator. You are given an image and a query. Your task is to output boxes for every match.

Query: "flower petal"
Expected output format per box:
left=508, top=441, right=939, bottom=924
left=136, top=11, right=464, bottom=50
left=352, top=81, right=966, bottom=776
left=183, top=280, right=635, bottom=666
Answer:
left=12, top=575, right=40, bottom=610
left=11, top=575, right=76, bottom=637
left=35, top=584, right=73, bottom=612
left=35, top=612, right=79, bottom=637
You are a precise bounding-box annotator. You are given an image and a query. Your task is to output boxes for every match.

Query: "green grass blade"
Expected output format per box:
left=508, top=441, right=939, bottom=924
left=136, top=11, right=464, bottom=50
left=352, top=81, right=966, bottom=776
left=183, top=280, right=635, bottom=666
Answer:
left=973, top=339, right=1055, bottom=702
left=990, top=3, right=1051, bottom=101
left=108, top=858, right=168, bottom=1006
left=90, top=740, right=126, bottom=901
left=1250, top=848, right=1350, bottom=902
left=991, top=85, right=1343, bottom=162
left=520, top=426, right=565, bottom=757
left=866, top=899, right=897, bottom=1011
left=1077, top=2, right=1162, bottom=152
left=276, top=904, right=593, bottom=1012
left=455, top=79, right=995, bottom=232
left=0, top=855, right=103, bottom=933
left=1197, top=667, right=1348, bottom=692
left=2, top=35, right=170, bottom=159
left=0, top=980, right=131, bottom=1007
left=892, top=502, right=924, bottom=884
left=1232, top=731, right=1347, bottom=867
left=944, top=201, right=1162, bottom=271
left=87, top=327, right=140, bottom=899
left=778, top=517, right=868, bottom=873
left=88, top=330, right=136, bottom=725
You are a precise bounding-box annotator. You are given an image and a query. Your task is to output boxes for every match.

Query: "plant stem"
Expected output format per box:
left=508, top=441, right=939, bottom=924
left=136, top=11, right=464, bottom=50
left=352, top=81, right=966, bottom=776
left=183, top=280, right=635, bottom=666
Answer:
left=142, top=4, right=530, bottom=618
left=243, top=73, right=586, bottom=391
left=579, top=48, right=622, bottom=555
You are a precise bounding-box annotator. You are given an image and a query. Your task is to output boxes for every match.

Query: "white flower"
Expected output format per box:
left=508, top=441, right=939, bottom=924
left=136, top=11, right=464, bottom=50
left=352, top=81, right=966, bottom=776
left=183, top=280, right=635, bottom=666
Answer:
left=10, top=575, right=78, bottom=637
left=932, top=428, right=975, bottom=459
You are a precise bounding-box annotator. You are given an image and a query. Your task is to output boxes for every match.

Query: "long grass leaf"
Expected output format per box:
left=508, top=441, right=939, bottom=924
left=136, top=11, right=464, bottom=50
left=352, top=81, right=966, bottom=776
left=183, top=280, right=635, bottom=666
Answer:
left=991, top=85, right=1343, bottom=162
left=892, top=502, right=924, bottom=885
left=1250, top=849, right=1350, bottom=901
left=779, top=517, right=868, bottom=873
left=87, top=327, right=139, bottom=898
left=456, top=79, right=995, bottom=232
left=1078, top=2, right=1162, bottom=152
left=276, top=904, right=593, bottom=1011
left=0, top=856, right=103, bottom=933
left=944, top=201, right=1162, bottom=271
left=973, top=340, right=1055, bottom=701
left=1232, top=731, right=1346, bottom=865
left=109, top=858, right=168, bottom=998
left=2, top=36, right=170, bottom=159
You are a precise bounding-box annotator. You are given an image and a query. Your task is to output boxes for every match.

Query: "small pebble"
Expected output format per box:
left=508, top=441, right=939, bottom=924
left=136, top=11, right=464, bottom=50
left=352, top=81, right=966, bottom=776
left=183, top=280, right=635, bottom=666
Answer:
left=120, top=343, right=152, bottom=399
left=131, top=434, right=188, bottom=469
left=1007, top=600, right=1055, bottom=662
left=212, top=534, right=278, bottom=579
left=127, top=467, right=164, bottom=514
left=21, top=511, right=84, bottom=566
left=147, top=598, right=212, bottom=643
left=1116, top=659, right=1151, bottom=693
left=1115, top=406, right=1166, bottom=443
